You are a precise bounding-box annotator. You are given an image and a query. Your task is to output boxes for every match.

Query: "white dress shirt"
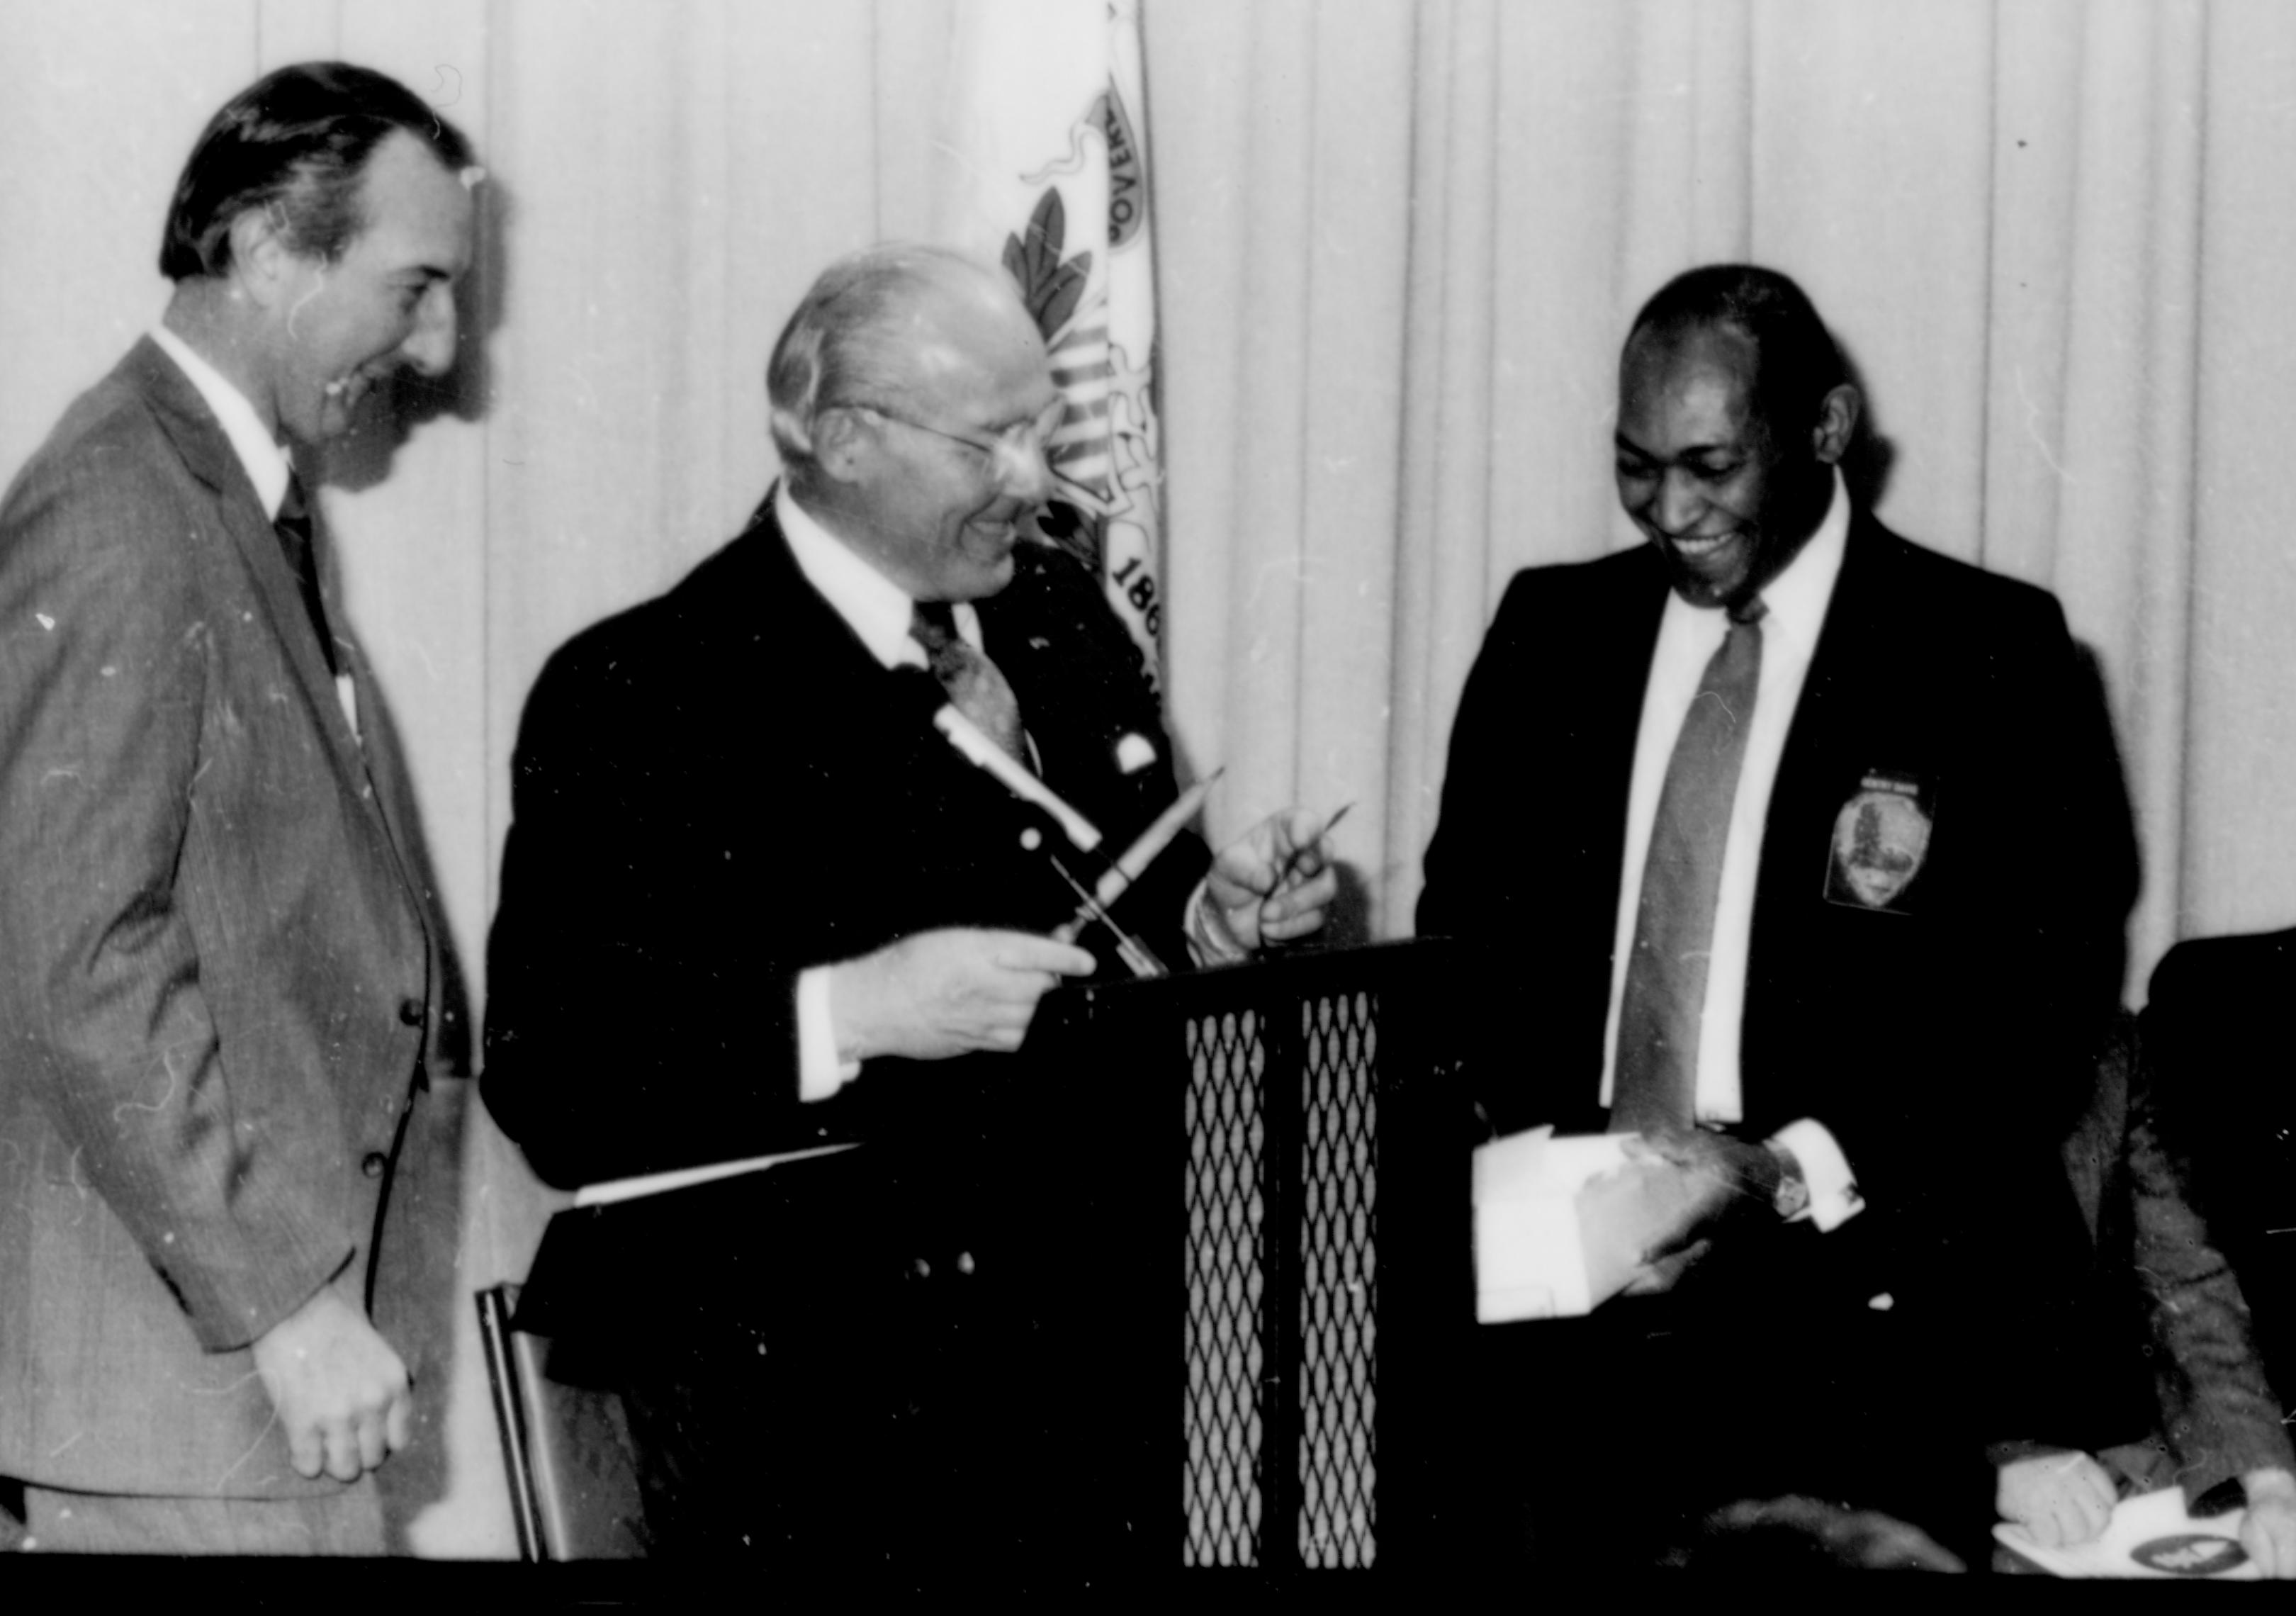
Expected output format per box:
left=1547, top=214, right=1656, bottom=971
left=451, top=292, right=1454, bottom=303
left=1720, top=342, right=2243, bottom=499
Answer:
left=778, top=487, right=1217, bottom=1100
left=151, top=324, right=291, bottom=516
left=777, top=482, right=981, bottom=674
left=148, top=325, right=359, bottom=741
left=1596, top=470, right=1860, bottom=1230
left=780, top=486, right=973, bottom=1099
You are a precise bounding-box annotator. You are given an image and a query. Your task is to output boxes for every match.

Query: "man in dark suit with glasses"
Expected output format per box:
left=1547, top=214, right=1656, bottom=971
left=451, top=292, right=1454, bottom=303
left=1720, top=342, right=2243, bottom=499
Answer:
left=483, top=243, right=1337, bottom=1564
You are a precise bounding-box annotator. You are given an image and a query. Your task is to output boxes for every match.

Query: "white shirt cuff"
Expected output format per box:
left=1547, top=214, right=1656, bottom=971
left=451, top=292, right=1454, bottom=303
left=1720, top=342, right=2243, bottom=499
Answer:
left=1769, top=1118, right=1862, bottom=1232
left=797, top=966, right=860, bottom=1101
left=1476, top=1191, right=1598, bottom=1320
left=1182, top=875, right=1250, bottom=968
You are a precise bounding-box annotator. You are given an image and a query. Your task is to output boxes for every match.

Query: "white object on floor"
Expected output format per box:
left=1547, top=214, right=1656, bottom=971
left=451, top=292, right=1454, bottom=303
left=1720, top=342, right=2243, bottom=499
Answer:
left=1472, top=1126, right=1630, bottom=1322
left=1995, top=1483, right=2259, bottom=1579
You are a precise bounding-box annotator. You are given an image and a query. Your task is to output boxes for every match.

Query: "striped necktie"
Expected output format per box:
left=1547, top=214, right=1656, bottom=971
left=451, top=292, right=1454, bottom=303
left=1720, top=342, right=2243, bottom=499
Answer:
left=275, top=474, right=337, bottom=676
left=1609, top=597, right=1767, bottom=1134
left=911, top=599, right=1025, bottom=765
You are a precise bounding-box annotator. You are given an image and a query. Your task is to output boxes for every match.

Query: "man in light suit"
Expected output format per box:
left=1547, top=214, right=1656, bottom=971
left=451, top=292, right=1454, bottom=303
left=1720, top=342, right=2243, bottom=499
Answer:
left=0, top=63, right=478, bottom=1554
left=2140, top=932, right=2296, bottom=1418
left=481, top=244, right=1336, bottom=1564
left=2125, top=929, right=2296, bottom=1568
left=2032, top=1000, right=2296, bottom=1574
left=1419, top=264, right=2137, bottom=1566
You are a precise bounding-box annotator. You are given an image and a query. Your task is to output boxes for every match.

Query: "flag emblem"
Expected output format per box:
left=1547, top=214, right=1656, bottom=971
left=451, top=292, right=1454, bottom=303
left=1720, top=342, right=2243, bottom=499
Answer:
left=936, top=0, right=1164, bottom=688
left=1823, top=773, right=1933, bottom=911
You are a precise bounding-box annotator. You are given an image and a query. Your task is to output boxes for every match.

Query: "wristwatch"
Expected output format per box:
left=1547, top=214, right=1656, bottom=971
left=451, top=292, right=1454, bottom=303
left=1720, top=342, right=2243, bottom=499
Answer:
left=1767, top=1141, right=1811, bottom=1221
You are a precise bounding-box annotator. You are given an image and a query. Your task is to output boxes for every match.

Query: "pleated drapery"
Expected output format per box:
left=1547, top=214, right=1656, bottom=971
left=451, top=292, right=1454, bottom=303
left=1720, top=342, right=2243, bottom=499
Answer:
left=9, top=0, right=2296, bottom=1556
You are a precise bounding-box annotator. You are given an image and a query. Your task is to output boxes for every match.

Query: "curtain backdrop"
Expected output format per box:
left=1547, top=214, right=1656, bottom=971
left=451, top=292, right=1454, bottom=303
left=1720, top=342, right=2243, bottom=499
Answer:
left=6, top=0, right=2296, bottom=1556
left=1156, top=0, right=2296, bottom=980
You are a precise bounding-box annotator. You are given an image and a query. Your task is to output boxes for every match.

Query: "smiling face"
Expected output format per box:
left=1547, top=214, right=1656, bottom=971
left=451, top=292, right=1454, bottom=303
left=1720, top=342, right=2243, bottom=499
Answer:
left=817, top=268, right=1059, bottom=602
left=256, top=130, right=474, bottom=448
left=1614, top=322, right=1841, bottom=610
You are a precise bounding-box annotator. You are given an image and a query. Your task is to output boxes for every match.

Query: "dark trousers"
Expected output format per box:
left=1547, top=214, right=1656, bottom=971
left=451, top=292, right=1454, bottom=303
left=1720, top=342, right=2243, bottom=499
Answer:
left=558, top=1138, right=1161, bottom=1578
left=13, top=1478, right=384, bottom=1555
left=1451, top=1272, right=2000, bottom=1571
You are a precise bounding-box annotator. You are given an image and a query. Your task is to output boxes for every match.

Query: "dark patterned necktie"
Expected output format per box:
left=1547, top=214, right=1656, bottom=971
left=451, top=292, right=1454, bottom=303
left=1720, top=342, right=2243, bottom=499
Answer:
left=275, top=474, right=337, bottom=676
left=1609, top=597, right=1767, bottom=1134
left=911, top=599, right=1025, bottom=765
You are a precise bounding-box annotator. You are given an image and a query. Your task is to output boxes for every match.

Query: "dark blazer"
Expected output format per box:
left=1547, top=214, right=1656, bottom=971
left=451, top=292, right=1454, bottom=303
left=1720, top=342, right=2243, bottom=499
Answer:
left=0, top=340, right=457, bottom=1498
left=479, top=499, right=1208, bottom=1563
left=2060, top=1006, right=2295, bottom=1496
left=481, top=497, right=1205, bottom=1190
left=2139, top=929, right=2296, bottom=1469
left=1421, top=510, right=2138, bottom=1516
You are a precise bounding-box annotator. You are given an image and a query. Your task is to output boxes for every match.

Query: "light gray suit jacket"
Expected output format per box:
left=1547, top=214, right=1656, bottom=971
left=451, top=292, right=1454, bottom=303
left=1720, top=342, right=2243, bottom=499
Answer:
left=0, top=338, right=458, bottom=1498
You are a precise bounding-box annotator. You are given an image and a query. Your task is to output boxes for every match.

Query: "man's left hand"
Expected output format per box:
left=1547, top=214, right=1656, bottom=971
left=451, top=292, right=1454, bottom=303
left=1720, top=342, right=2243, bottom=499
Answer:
left=251, top=1284, right=412, bottom=1483
left=1578, top=1146, right=1723, bottom=1302
left=2241, top=1467, right=2296, bottom=1578
left=1614, top=1128, right=1784, bottom=1293
left=1996, top=1451, right=2115, bottom=1548
left=1202, top=807, right=1340, bottom=953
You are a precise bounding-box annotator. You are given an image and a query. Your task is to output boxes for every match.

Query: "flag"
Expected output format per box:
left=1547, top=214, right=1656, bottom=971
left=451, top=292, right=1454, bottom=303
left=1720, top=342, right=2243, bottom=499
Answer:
left=936, top=0, right=1164, bottom=688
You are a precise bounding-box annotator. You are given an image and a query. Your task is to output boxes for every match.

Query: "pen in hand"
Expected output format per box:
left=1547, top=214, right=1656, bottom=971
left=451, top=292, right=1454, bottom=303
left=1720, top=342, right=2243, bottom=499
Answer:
left=1278, top=801, right=1351, bottom=890
left=1247, top=802, right=1349, bottom=948
left=1052, top=767, right=1225, bottom=948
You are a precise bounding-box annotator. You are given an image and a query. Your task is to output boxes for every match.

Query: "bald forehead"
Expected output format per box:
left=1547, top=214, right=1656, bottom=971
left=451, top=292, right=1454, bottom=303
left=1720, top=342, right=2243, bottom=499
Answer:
left=1625, top=318, right=1757, bottom=383
left=870, top=259, right=1042, bottom=386
left=1623, top=321, right=1769, bottom=429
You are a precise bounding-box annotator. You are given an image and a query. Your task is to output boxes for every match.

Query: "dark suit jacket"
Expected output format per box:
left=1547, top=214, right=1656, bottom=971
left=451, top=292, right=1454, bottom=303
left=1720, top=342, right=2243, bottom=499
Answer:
left=478, top=498, right=1207, bottom=1563
left=2059, top=1006, right=2295, bottom=1497
left=0, top=339, right=458, bottom=1498
left=480, top=497, right=1205, bottom=1190
left=1420, top=511, right=2138, bottom=1517
left=2138, top=929, right=2296, bottom=1475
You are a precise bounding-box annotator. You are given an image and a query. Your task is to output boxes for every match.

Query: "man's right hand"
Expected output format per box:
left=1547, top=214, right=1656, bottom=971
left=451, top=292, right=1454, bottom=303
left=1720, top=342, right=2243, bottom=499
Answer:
left=249, top=1284, right=412, bottom=1482
left=1996, top=1449, right=2116, bottom=1547
left=828, top=928, right=1097, bottom=1062
left=1577, top=1143, right=1733, bottom=1303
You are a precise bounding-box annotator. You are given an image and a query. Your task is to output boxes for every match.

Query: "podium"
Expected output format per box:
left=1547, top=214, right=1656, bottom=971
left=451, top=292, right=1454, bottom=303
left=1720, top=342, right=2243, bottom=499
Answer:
left=489, top=940, right=1471, bottom=1576
left=1030, top=938, right=1470, bottom=1573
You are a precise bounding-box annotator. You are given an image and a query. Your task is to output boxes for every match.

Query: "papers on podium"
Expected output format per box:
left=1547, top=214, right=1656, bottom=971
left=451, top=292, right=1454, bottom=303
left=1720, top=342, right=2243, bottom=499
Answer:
left=483, top=1140, right=865, bottom=1557
left=1471, top=1126, right=1631, bottom=1323
left=1994, top=1484, right=2263, bottom=1579
left=572, top=1140, right=859, bottom=1208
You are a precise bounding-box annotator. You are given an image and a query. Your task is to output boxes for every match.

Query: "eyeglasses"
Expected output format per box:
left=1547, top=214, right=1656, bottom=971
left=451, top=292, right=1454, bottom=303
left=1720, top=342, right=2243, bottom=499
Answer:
left=833, top=396, right=1067, bottom=483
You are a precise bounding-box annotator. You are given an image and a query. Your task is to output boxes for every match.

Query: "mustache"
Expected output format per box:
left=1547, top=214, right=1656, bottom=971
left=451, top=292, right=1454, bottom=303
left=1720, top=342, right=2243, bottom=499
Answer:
left=1018, top=499, right=1098, bottom=560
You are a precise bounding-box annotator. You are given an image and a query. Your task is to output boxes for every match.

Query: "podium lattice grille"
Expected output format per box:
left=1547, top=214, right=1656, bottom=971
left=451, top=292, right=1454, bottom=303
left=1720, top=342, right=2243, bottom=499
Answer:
left=1297, top=991, right=1378, bottom=1567
left=1183, top=1009, right=1266, bottom=1566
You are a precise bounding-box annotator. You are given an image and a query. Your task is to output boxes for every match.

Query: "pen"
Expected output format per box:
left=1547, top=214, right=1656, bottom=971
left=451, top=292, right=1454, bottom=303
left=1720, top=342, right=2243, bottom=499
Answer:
left=933, top=704, right=1104, bottom=853
left=1095, top=768, right=1224, bottom=908
left=1047, top=850, right=1167, bottom=979
left=1053, top=767, right=1225, bottom=944
left=1280, top=800, right=1351, bottom=887
left=1237, top=802, right=1350, bottom=938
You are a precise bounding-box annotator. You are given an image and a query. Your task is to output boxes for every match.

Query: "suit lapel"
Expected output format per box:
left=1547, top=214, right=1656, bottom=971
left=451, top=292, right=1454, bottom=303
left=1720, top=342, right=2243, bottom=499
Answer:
left=128, top=340, right=422, bottom=914
left=1596, top=550, right=1672, bottom=744
left=750, top=503, right=950, bottom=723
left=1768, top=510, right=1906, bottom=809
left=1585, top=546, right=1672, bottom=892
left=1779, top=515, right=1867, bottom=761
left=1745, top=512, right=1909, bottom=1106
left=130, top=342, right=369, bottom=767
left=334, top=633, right=430, bottom=912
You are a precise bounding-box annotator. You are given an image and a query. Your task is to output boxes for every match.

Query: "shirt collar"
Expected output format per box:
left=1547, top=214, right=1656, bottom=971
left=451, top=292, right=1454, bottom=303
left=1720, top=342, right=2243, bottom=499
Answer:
left=1753, top=465, right=1850, bottom=646
left=149, top=324, right=294, bottom=520
left=776, top=484, right=984, bottom=669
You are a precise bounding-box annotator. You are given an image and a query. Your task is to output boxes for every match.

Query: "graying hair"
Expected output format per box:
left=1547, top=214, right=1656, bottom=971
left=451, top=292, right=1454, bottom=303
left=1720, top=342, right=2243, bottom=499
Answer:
left=1626, top=263, right=1846, bottom=441
left=766, top=242, right=1012, bottom=495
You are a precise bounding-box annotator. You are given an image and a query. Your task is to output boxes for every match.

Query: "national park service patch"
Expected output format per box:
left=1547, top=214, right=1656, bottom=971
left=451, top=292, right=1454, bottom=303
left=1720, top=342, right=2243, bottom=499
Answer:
left=1823, top=772, right=1934, bottom=913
